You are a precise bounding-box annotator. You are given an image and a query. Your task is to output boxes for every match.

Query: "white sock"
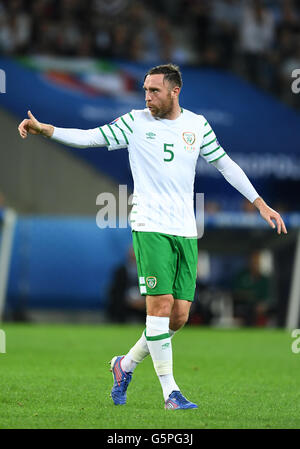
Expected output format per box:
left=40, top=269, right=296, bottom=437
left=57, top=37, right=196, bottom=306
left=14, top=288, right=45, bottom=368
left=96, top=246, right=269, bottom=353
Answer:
left=121, top=331, right=148, bottom=373
left=121, top=327, right=177, bottom=373
left=145, top=315, right=179, bottom=400
left=158, top=374, right=180, bottom=399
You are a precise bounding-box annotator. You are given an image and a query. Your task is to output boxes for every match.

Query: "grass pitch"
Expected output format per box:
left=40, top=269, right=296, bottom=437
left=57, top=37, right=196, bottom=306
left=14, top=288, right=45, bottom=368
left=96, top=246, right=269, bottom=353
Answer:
left=0, top=323, right=299, bottom=429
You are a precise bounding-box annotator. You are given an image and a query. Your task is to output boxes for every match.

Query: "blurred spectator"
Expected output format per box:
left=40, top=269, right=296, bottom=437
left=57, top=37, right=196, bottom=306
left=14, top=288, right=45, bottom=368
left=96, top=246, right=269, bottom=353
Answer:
left=107, top=246, right=145, bottom=323
left=211, top=0, right=241, bottom=68
left=155, top=16, right=174, bottom=62
left=277, top=0, right=300, bottom=36
left=187, top=0, right=214, bottom=64
left=189, top=249, right=239, bottom=326
left=77, top=33, right=93, bottom=57
left=204, top=200, right=222, bottom=214
left=231, top=250, right=273, bottom=326
left=92, top=0, right=129, bottom=17
left=55, top=17, right=81, bottom=56
left=0, top=0, right=31, bottom=54
left=239, top=0, right=275, bottom=89
left=189, top=250, right=214, bottom=325
left=136, top=13, right=175, bottom=63
left=149, top=0, right=183, bottom=25
left=111, top=23, right=130, bottom=59
left=0, top=0, right=299, bottom=109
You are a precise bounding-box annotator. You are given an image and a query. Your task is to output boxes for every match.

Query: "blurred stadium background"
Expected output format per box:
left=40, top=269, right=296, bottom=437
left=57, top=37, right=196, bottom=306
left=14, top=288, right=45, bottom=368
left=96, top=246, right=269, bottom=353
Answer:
left=0, top=0, right=300, bottom=330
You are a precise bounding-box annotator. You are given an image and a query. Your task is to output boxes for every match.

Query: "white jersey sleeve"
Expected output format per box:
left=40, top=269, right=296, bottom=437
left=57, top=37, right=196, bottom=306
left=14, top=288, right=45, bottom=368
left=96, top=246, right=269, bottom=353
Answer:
left=212, top=154, right=259, bottom=203
left=198, top=116, right=258, bottom=202
left=51, top=110, right=135, bottom=149
left=52, top=127, right=106, bottom=148
left=98, top=111, right=135, bottom=150
left=199, top=118, right=226, bottom=163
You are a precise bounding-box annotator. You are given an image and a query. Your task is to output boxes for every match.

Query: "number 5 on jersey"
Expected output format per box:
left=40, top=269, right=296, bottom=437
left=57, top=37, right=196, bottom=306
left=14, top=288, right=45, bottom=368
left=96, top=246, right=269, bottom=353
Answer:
left=164, top=143, right=174, bottom=162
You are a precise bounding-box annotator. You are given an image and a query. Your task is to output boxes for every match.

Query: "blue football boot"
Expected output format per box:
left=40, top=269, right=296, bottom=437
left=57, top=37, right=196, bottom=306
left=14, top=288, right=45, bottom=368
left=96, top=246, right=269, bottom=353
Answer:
left=165, top=390, right=198, bottom=410
left=110, top=356, right=132, bottom=405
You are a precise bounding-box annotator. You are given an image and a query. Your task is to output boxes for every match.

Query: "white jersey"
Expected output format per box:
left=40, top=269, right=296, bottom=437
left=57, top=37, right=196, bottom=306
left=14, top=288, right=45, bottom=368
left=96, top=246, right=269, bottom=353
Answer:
left=99, top=108, right=226, bottom=237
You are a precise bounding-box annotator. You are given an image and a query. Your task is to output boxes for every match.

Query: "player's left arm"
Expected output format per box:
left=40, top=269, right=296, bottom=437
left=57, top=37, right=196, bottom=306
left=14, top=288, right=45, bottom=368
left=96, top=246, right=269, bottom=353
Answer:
left=212, top=154, right=287, bottom=235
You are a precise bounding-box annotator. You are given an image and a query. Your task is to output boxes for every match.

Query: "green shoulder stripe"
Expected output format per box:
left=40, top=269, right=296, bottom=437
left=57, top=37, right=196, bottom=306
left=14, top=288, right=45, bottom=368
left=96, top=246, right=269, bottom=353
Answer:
left=203, top=129, right=213, bottom=138
left=201, top=137, right=216, bottom=149
left=99, top=127, right=109, bottom=145
left=128, top=112, right=134, bottom=121
left=209, top=152, right=226, bottom=163
left=203, top=145, right=220, bottom=156
left=115, top=123, right=129, bottom=145
left=121, top=116, right=133, bottom=133
left=108, top=124, right=119, bottom=145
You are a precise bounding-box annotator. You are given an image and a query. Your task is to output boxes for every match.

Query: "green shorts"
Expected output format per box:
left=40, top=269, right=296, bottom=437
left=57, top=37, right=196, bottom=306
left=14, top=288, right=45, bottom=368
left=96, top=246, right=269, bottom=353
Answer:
left=132, top=230, right=198, bottom=302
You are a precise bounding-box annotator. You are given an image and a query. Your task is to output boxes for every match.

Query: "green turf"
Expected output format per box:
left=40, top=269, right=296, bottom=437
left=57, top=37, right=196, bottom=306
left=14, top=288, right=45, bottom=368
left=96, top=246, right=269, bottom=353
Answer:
left=0, top=323, right=299, bottom=429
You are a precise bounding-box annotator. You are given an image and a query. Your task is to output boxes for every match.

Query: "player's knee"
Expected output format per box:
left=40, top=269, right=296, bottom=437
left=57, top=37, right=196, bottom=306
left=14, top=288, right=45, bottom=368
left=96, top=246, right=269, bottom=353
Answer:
left=146, top=294, right=174, bottom=317
left=170, top=312, right=188, bottom=331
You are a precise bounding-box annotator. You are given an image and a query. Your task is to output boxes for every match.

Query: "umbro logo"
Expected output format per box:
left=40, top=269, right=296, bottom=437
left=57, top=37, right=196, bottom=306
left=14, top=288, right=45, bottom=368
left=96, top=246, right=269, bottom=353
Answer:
left=146, top=132, right=156, bottom=140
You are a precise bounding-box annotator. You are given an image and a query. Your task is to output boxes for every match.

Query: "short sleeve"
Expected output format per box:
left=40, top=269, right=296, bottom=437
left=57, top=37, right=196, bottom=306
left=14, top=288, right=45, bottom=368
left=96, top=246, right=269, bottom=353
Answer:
left=199, top=118, right=226, bottom=163
left=98, top=111, right=135, bottom=151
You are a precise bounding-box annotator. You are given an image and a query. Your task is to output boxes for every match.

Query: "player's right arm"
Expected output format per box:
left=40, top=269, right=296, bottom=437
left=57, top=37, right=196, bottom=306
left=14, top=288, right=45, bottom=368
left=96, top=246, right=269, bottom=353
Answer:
left=18, top=110, right=134, bottom=149
left=18, top=111, right=54, bottom=138
left=18, top=110, right=108, bottom=148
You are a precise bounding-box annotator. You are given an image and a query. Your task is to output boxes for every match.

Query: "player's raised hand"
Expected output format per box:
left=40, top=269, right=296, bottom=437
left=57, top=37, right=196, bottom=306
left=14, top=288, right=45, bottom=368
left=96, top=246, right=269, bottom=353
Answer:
left=254, top=197, right=287, bottom=235
left=18, top=111, right=43, bottom=138
left=18, top=111, right=54, bottom=139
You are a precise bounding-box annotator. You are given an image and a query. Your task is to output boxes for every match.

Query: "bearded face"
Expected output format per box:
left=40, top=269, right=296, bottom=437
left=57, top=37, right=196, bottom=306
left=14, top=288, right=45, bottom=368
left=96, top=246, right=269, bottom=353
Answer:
left=144, top=74, right=179, bottom=119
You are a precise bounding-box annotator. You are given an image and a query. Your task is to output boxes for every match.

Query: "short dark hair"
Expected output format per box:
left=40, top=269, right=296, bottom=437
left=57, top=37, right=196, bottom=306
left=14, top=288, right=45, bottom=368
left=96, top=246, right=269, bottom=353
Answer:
left=144, top=63, right=183, bottom=88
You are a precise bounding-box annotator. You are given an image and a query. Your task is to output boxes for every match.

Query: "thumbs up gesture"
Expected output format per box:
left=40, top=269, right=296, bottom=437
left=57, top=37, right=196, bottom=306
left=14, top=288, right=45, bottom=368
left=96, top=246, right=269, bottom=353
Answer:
left=18, top=111, right=53, bottom=138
